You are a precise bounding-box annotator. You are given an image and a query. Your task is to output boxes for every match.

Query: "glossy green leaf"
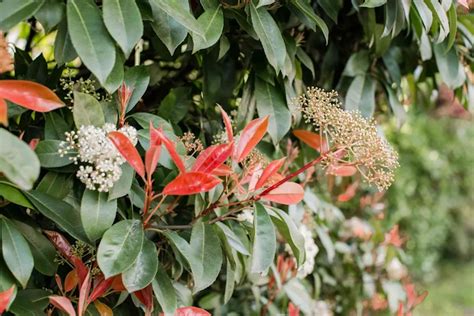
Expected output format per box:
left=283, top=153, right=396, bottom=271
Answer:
left=35, top=0, right=65, bottom=33
left=250, top=2, right=287, bottom=73
left=413, top=0, right=433, bottom=31
left=108, top=164, right=134, bottom=200
left=80, top=189, right=117, bottom=242
left=124, top=66, right=150, bottom=112
left=360, top=0, right=387, bottom=8
left=345, top=75, right=376, bottom=118
left=290, top=0, right=329, bottom=43
left=318, top=0, right=342, bottom=22
left=224, top=260, right=235, bottom=304
left=152, top=264, right=177, bottom=314
left=192, top=5, right=224, bottom=52
left=0, top=181, right=33, bottom=208
left=103, top=0, right=143, bottom=57
left=215, top=222, right=250, bottom=255
left=54, top=18, right=77, bottom=65
left=342, top=50, right=370, bottom=77
left=0, top=128, right=40, bottom=190
left=35, top=140, right=74, bottom=168
left=97, top=220, right=144, bottom=278
left=73, top=91, right=105, bottom=128
left=0, top=0, right=44, bottom=30
left=37, top=172, right=72, bottom=199
left=150, top=0, right=204, bottom=37
left=9, top=289, right=50, bottom=316
left=122, top=239, right=158, bottom=292
left=67, top=0, right=116, bottom=83
left=11, top=220, right=58, bottom=276
left=255, top=79, right=291, bottom=145
left=102, top=51, right=124, bottom=94
left=433, top=42, right=466, bottom=89
left=1, top=218, right=34, bottom=288
left=44, top=112, right=69, bottom=140
left=250, top=203, right=276, bottom=273
left=150, top=0, right=189, bottom=55
left=24, top=190, right=89, bottom=243
left=157, top=87, right=192, bottom=124
left=0, top=259, right=16, bottom=292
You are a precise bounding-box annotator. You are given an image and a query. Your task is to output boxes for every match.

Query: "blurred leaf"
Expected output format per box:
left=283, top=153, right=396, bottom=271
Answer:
left=433, top=41, right=466, bottom=89
left=9, top=289, right=50, bottom=315
left=0, top=128, right=40, bottom=190
left=342, top=50, right=369, bottom=77
left=122, top=239, right=158, bottom=292
left=97, top=220, right=144, bottom=278
left=80, top=189, right=117, bottom=242
left=318, top=0, right=342, bottom=22
left=360, top=0, right=387, bottom=8
left=157, top=87, right=191, bottom=123
left=103, top=0, right=143, bottom=57
left=345, top=75, right=376, bottom=118
left=290, top=0, right=329, bottom=43
left=152, top=264, right=177, bottom=314
left=250, top=203, right=276, bottom=273
left=224, top=260, right=235, bottom=304
left=73, top=91, right=105, bottom=128
left=0, top=0, right=44, bottom=30
left=413, top=0, right=433, bottom=30
left=261, top=182, right=305, bottom=205
left=67, top=0, right=116, bottom=84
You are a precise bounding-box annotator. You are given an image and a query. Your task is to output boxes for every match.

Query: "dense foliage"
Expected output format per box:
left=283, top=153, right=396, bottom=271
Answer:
left=0, top=0, right=472, bottom=315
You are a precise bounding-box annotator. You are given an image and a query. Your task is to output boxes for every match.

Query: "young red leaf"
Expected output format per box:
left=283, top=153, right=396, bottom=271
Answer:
left=108, top=131, right=145, bottom=179
left=219, top=106, right=233, bottom=142
left=174, top=306, right=211, bottom=316
left=29, top=138, right=40, bottom=150
left=145, top=144, right=161, bottom=178
left=78, top=271, right=91, bottom=316
left=191, top=142, right=233, bottom=173
left=211, top=164, right=233, bottom=176
left=261, top=182, right=304, bottom=205
left=288, top=302, right=300, bottom=316
left=233, top=116, right=269, bottom=162
left=49, top=296, right=77, bottom=316
left=64, top=270, right=79, bottom=292
left=133, top=285, right=153, bottom=312
left=337, top=181, right=359, bottom=202
left=327, top=165, right=357, bottom=177
left=0, top=286, right=15, bottom=314
left=94, top=300, right=113, bottom=316
left=163, top=172, right=221, bottom=195
left=110, top=275, right=126, bottom=292
left=293, top=130, right=328, bottom=152
left=88, top=277, right=114, bottom=303
left=255, top=157, right=286, bottom=190
left=0, top=98, right=7, bottom=126
left=151, top=128, right=186, bottom=173
left=0, top=80, right=64, bottom=112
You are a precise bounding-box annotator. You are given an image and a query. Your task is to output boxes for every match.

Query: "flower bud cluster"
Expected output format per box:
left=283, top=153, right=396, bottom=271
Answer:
left=59, top=123, right=137, bottom=192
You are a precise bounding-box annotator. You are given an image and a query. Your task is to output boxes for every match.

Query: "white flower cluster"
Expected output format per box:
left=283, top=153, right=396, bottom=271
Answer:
left=59, top=123, right=138, bottom=192
left=297, top=224, right=319, bottom=278
left=236, top=209, right=254, bottom=223
left=313, top=300, right=333, bottom=316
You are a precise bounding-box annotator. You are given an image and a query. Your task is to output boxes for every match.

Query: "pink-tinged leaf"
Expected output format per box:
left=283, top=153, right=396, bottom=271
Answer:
left=0, top=98, right=7, bottom=126
left=29, top=138, right=40, bottom=150
left=108, top=131, right=145, bottom=179
left=327, top=165, right=357, bottom=177
left=293, top=130, right=328, bottom=152
left=49, top=296, right=77, bottom=316
left=233, top=116, right=269, bottom=162
left=88, top=277, right=114, bottom=303
left=337, top=181, right=359, bottom=202
left=174, top=306, right=211, bottom=316
left=163, top=172, right=221, bottom=195
left=219, top=106, right=233, bottom=142
left=152, top=128, right=186, bottom=173
left=0, top=80, right=64, bottom=112
left=0, top=286, right=15, bottom=314
left=458, top=0, right=469, bottom=9
left=118, top=83, right=132, bottom=119
left=255, top=157, right=286, bottom=190
left=211, top=164, right=233, bottom=176
left=192, top=142, right=233, bottom=173
left=288, top=302, right=300, bottom=316
left=133, top=285, right=153, bottom=312
left=64, top=270, right=79, bottom=292
left=78, top=271, right=91, bottom=316
left=145, top=144, right=161, bottom=178
left=261, top=182, right=304, bottom=205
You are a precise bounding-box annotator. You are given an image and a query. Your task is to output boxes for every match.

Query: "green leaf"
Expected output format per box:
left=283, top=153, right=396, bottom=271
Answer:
left=342, top=50, right=370, bottom=77
left=413, top=0, right=433, bottom=31
left=67, top=0, right=116, bottom=84
left=9, top=289, right=50, bottom=316
left=103, top=0, right=143, bottom=57
left=122, top=239, right=158, bottom=292
left=318, top=0, right=342, bottom=22
left=345, top=75, right=376, bottom=118
left=54, top=18, right=78, bottom=65
left=257, top=0, right=275, bottom=7
left=1, top=218, right=34, bottom=288
left=35, top=0, right=65, bottom=33
left=44, top=112, right=69, bottom=140
left=250, top=203, right=276, bottom=273
left=290, top=0, right=329, bottom=43
left=150, top=0, right=188, bottom=55
left=97, top=220, right=144, bottom=278
left=24, top=190, right=89, bottom=243
left=0, top=0, right=44, bottom=30
left=11, top=220, right=58, bottom=276
left=190, top=222, right=223, bottom=293
left=215, top=222, right=250, bottom=255
left=36, top=172, right=72, bottom=200
left=0, top=128, right=40, bottom=190
left=124, top=66, right=150, bottom=113
left=192, top=5, right=224, bottom=53
left=157, top=87, right=192, bottom=124
left=0, top=258, right=16, bottom=291
left=224, top=259, right=235, bottom=304
left=250, top=2, right=287, bottom=73
left=385, top=86, right=407, bottom=126
left=108, top=164, right=134, bottom=200
left=0, top=181, right=33, bottom=208
left=102, top=51, right=124, bottom=94
left=434, top=41, right=466, bottom=89
left=130, top=112, right=174, bottom=134
left=255, top=79, right=291, bottom=145
left=35, top=140, right=74, bottom=168
left=80, top=189, right=117, bottom=242
left=153, top=264, right=177, bottom=314
left=446, top=4, right=457, bottom=50
left=150, top=0, right=204, bottom=37
left=360, top=0, right=387, bottom=8
left=73, top=91, right=105, bottom=128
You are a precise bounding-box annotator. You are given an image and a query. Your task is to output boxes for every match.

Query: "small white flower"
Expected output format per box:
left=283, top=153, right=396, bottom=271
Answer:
left=313, top=300, right=333, bottom=316
left=386, top=257, right=407, bottom=280
left=296, top=224, right=319, bottom=278
left=59, top=124, right=138, bottom=192
left=237, top=209, right=254, bottom=223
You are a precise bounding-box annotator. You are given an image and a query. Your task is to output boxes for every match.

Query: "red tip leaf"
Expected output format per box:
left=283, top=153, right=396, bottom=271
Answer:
left=261, top=182, right=304, bottom=205
left=337, top=181, right=359, bottom=202
left=293, top=130, right=328, bottom=152
left=191, top=142, right=233, bottom=173
left=145, top=144, right=161, bottom=178
left=78, top=271, right=91, bottom=316
left=49, top=296, right=77, bottom=316
left=163, top=172, right=221, bottom=195
left=211, top=164, right=233, bottom=176
left=88, top=277, right=114, bottom=303
left=255, top=157, right=286, bottom=190
left=133, top=285, right=153, bottom=312
left=152, top=128, right=186, bottom=173
left=64, top=270, right=79, bottom=293
left=0, top=286, right=15, bottom=314
left=327, top=165, right=357, bottom=177
left=174, top=306, right=211, bottom=316
left=233, top=116, right=269, bottom=162
left=0, top=98, right=7, bottom=126
left=0, top=80, right=64, bottom=112
left=108, top=131, right=145, bottom=179
left=219, top=106, right=233, bottom=142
